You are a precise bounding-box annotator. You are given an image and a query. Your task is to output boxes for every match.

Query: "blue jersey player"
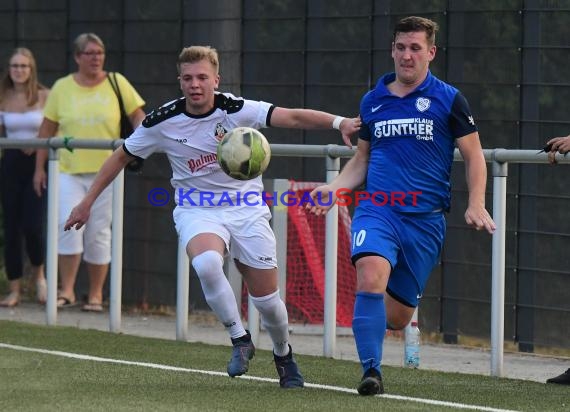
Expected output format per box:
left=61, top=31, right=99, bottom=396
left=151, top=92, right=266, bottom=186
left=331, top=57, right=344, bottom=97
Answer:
left=309, top=16, right=496, bottom=395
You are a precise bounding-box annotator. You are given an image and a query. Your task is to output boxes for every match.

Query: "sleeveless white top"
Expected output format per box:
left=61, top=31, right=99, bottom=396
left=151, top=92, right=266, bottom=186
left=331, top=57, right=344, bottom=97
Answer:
left=0, top=109, right=43, bottom=139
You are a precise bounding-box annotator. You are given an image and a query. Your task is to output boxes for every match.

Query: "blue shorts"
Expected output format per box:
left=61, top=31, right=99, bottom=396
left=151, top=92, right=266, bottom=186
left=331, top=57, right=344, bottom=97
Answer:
left=351, top=206, right=446, bottom=307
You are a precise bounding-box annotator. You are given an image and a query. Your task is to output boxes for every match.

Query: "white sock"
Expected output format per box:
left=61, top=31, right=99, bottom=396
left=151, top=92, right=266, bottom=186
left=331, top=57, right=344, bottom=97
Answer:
left=250, top=290, right=290, bottom=356
left=192, top=251, right=246, bottom=339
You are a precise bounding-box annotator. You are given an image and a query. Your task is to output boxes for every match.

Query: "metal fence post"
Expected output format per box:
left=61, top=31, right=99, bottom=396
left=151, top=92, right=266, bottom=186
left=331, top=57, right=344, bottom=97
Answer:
left=109, top=169, right=125, bottom=333
left=176, top=240, right=190, bottom=341
left=323, top=149, right=340, bottom=357
left=273, top=179, right=290, bottom=303
left=45, top=145, right=59, bottom=326
left=491, top=154, right=508, bottom=377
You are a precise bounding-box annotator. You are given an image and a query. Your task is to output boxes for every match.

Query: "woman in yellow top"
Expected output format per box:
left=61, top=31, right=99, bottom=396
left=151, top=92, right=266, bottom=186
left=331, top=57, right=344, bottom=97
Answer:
left=33, top=33, right=145, bottom=312
left=0, top=48, right=49, bottom=307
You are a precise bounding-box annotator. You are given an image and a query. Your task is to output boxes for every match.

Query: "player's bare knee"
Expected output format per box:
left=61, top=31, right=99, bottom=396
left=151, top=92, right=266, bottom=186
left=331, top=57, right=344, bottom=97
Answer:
left=386, top=308, right=413, bottom=330
left=356, top=280, right=386, bottom=294
left=192, top=250, right=224, bottom=279
left=387, top=317, right=408, bottom=330
left=356, top=273, right=388, bottom=293
left=241, top=267, right=278, bottom=297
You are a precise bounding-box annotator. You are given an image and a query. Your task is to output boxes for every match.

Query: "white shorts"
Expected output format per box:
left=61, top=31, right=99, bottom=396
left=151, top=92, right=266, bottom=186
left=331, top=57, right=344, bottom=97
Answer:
left=173, top=204, right=277, bottom=269
left=58, top=173, right=113, bottom=264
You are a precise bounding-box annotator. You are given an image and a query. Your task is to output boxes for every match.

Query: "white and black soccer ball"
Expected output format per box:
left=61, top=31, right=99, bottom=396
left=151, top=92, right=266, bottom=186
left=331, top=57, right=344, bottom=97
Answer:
left=217, top=127, right=271, bottom=180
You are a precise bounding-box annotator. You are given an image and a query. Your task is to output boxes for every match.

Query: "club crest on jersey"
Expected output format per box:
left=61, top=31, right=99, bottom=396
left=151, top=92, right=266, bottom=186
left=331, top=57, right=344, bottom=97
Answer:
left=416, top=97, right=431, bottom=112
left=214, top=123, right=227, bottom=141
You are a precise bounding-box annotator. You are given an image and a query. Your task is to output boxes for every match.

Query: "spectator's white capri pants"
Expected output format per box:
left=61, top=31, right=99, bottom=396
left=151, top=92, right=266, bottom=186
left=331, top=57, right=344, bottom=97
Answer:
left=58, top=173, right=113, bottom=264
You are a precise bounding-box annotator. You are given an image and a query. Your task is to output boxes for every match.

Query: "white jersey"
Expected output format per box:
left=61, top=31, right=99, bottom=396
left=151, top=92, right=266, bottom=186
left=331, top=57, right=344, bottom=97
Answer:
left=124, top=92, right=273, bottom=207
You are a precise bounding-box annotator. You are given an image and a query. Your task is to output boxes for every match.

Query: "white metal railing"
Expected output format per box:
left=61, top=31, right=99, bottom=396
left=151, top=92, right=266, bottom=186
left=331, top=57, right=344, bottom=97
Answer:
left=0, top=138, right=124, bottom=330
left=180, top=147, right=570, bottom=376
left=1, top=137, right=569, bottom=378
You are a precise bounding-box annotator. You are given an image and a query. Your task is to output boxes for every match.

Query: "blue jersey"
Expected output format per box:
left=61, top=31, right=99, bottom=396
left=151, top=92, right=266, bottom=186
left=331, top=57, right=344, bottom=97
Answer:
left=359, top=71, right=477, bottom=213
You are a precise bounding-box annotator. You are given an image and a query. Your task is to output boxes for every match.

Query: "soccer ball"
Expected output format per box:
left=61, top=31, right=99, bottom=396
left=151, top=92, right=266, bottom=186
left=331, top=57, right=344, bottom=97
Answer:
left=217, top=127, right=271, bottom=180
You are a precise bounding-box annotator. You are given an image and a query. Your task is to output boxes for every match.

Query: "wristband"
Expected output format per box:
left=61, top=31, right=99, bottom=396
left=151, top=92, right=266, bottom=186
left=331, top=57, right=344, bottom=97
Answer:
left=332, top=116, right=345, bottom=130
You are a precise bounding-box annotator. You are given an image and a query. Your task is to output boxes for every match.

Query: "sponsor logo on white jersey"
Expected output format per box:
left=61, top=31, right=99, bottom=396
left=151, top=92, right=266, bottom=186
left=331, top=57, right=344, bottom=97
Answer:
left=215, top=123, right=227, bottom=141
left=187, top=153, right=218, bottom=173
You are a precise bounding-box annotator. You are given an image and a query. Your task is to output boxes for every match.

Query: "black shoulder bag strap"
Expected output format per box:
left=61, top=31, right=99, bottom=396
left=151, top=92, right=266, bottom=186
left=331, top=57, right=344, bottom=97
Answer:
left=108, top=72, right=127, bottom=120
left=107, top=72, right=143, bottom=172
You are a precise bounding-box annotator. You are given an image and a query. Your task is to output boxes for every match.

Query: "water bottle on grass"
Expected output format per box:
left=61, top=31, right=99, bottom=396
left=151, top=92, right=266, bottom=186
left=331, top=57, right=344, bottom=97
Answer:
left=404, top=321, right=420, bottom=368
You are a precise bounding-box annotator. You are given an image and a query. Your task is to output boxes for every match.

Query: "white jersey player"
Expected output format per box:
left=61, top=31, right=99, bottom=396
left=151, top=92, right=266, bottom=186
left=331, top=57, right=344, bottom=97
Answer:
left=64, top=45, right=360, bottom=388
left=127, top=92, right=271, bottom=206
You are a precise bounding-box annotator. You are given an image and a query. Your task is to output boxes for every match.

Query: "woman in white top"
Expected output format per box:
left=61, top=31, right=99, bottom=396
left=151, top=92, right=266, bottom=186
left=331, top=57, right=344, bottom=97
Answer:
left=0, top=47, right=49, bottom=307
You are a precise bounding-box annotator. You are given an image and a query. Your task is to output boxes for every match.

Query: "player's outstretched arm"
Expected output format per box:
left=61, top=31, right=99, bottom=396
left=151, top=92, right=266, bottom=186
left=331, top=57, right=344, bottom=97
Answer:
left=269, top=107, right=360, bottom=147
left=456, top=132, right=496, bottom=234
left=64, top=146, right=134, bottom=231
left=307, top=139, right=370, bottom=216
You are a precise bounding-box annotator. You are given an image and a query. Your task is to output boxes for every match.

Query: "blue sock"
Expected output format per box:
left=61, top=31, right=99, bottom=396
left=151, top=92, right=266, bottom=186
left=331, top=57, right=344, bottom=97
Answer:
left=352, top=292, right=386, bottom=375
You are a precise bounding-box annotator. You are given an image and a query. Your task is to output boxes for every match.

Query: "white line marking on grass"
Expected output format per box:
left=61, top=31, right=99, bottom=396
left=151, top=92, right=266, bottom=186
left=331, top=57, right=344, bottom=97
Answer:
left=0, top=343, right=519, bottom=412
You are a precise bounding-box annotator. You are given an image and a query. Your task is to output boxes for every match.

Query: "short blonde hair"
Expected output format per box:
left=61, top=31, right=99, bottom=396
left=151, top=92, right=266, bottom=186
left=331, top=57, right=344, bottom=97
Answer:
left=177, top=46, right=219, bottom=74
left=73, top=32, right=105, bottom=55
